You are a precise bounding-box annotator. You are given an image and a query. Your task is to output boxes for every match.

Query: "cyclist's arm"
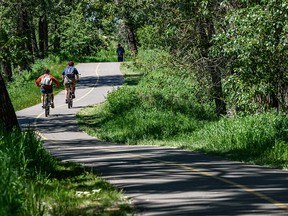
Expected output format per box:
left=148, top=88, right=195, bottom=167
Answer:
left=61, top=70, right=66, bottom=81
left=51, top=76, right=59, bottom=88
left=74, top=68, right=80, bottom=80
left=35, top=76, right=43, bottom=87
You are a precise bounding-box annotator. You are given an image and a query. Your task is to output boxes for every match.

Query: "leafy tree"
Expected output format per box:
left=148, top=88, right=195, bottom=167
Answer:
left=212, top=0, right=288, bottom=113
left=59, top=4, right=93, bottom=58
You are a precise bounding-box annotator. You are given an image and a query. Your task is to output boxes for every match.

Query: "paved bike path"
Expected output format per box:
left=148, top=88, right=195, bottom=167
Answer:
left=17, top=62, right=288, bottom=215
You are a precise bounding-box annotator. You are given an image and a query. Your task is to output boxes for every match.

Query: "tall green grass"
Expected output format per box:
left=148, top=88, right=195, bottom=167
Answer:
left=0, top=127, right=56, bottom=215
left=184, top=112, right=288, bottom=168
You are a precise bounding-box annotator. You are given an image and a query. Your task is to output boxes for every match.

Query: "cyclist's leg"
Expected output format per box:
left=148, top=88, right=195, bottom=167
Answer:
left=41, top=94, right=45, bottom=108
left=49, top=89, right=55, bottom=108
left=64, top=79, right=69, bottom=103
left=65, top=87, right=69, bottom=103
left=64, top=85, right=68, bottom=103
left=40, top=88, right=46, bottom=108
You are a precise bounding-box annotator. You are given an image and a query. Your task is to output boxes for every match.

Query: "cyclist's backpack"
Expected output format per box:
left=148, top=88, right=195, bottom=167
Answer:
left=65, top=67, right=75, bottom=79
left=40, top=74, right=52, bottom=86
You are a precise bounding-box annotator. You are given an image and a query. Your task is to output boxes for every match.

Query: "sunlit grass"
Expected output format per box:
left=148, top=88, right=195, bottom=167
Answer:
left=183, top=112, right=288, bottom=169
left=41, top=165, right=133, bottom=216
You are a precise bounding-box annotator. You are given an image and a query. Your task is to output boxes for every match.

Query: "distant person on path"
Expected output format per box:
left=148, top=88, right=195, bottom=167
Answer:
left=62, top=60, right=79, bottom=104
left=36, top=68, right=59, bottom=109
left=116, top=44, right=125, bottom=62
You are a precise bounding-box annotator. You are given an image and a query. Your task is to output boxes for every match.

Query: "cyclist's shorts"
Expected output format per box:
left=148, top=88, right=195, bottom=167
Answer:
left=41, top=87, right=53, bottom=94
left=64, top=77, right=76, bottom=88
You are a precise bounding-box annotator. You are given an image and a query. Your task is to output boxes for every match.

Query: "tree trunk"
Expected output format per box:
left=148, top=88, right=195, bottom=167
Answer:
left=198, top=18, right=227, bottom=116
left=39, top=14, right=48, bottom=58
left=125, top=22, right=138, bottom=56
left=0, top=25, right=13, bottom=82
left=52, top=24, right=61, bottom=53
left=209, top=63, right=227, bottom=115
left=0, top=73, right=19, bottom=132
left=16, top=3, right=33, bottom=70
left=1, top=60, right=13, bottom=82
left=31, top=23, right=39, bottom=58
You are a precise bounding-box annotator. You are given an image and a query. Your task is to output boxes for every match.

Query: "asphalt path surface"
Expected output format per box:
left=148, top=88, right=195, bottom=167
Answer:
left=17, top=62, right=288, bottom=216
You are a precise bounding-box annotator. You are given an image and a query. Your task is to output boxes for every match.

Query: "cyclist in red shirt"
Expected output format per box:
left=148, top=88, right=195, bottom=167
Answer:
left=36, top=68, right=59, bottom=108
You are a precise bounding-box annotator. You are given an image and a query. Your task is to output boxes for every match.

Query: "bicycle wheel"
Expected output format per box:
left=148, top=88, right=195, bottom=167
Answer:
left=70, top=92, right=73, bottom=108
left=45, top=106, right=50, bottom=117
left=45, top=95, right=49, bottom=117
left=67, top=90, right=72, bottom=109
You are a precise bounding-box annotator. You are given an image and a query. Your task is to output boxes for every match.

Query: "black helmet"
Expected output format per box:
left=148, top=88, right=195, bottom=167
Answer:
left=44, top=68, right=50, bottom=74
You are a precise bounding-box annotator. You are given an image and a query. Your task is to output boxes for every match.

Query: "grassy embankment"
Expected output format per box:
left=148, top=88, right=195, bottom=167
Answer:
left=77, top=49, right=288, bottom=170
left=2, top=51, right=135, bottom=215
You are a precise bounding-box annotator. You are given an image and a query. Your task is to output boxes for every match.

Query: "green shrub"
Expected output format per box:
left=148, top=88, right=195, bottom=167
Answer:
left=97, top=106, right=200, bottom=143
left=106, top=86, right=140, bottom=115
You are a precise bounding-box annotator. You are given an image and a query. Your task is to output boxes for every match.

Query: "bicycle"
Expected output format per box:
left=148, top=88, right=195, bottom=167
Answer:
left=64, top=75, right=80, bottom=109
left=44, top=92, right=52, bottom=117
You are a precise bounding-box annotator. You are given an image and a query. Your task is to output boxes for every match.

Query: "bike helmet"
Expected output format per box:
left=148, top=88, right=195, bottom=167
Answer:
left=68, top=61, right=74, bottom=66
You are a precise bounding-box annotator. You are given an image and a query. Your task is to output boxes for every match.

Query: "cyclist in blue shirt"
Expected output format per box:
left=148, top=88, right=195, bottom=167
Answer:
left=62, top=61, right=79, bottom=103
